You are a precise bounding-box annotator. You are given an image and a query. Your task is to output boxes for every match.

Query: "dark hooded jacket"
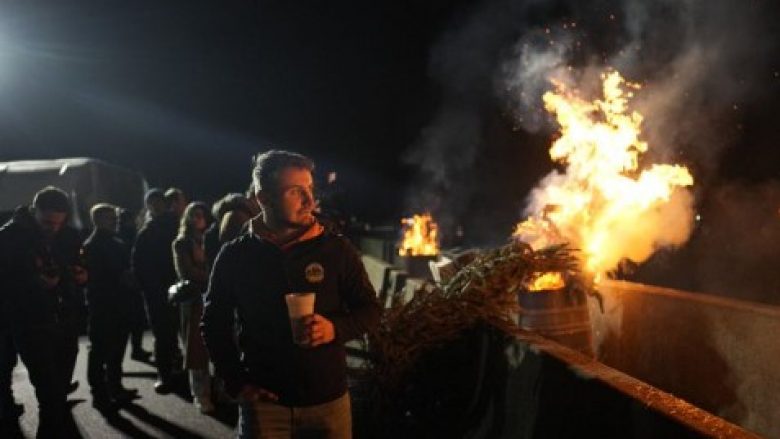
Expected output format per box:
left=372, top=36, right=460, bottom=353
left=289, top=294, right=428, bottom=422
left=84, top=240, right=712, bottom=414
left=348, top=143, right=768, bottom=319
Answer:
left=131, top=212, right=178, bottom=294
left=82, top=228, right=134, bottom=314
left=0, top=206, right=83, bottom=332
left=201, top=218, right=381, bottom=407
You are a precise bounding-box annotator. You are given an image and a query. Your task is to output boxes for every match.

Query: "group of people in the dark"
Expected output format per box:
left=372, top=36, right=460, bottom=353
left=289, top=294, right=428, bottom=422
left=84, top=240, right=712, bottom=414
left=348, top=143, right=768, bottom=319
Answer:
left=0, top=150, right=380, bottom=438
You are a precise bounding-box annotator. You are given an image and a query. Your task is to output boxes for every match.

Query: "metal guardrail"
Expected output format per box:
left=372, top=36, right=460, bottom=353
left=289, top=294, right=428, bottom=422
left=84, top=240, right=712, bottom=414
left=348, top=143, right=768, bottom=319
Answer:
left=357, top=251, right=773, bottom=437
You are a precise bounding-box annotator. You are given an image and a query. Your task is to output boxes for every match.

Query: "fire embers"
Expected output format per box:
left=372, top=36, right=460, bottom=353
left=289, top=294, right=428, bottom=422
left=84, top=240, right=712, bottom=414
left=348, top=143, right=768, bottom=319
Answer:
left=514, top=70, right=695, bottom=281
left=527, top=272, right=566, bottom=292
left=398, top=213, right=439, bottom=257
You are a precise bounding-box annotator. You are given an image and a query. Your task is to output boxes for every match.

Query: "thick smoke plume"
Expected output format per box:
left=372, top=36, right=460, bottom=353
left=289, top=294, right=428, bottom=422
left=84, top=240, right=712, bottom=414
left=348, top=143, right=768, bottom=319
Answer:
left=406, top=0, right=778, bottom=255
left=405, top=2, right=779, bottom=433
left=403, top=0, right=532, bottom=243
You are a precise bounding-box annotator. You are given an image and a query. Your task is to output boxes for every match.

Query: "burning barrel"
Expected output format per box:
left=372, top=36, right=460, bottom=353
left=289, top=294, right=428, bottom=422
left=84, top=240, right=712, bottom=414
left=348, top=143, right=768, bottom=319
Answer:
left=398, top=213, right=439, bottom=280
left=518, top=273, right=594, bottom=356
left=399, top=254, right=437, bottom=280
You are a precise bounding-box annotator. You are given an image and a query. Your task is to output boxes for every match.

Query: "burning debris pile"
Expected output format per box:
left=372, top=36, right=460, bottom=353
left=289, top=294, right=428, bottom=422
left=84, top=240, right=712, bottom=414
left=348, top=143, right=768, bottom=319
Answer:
left=513, top=71, right=695, bottom=282
left=384, top=70, right=699, bottom=356
left=366, top=68, right=700, bottom=436
left=397, top=71, right=696, bottom=287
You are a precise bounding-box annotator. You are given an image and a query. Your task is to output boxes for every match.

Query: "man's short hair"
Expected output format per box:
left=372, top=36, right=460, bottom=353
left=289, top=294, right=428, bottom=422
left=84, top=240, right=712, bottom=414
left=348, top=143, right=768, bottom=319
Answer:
left=164, top=187, right=184, bottom=205
left=252, top=150, right=315, bottom=193
left=211, top=193, right=249, bottom=220
left=145, top=188, right=165, bottom=206
left=90, top=203, right=118, bottom=226
left=32, top=186, right=70, bottom=213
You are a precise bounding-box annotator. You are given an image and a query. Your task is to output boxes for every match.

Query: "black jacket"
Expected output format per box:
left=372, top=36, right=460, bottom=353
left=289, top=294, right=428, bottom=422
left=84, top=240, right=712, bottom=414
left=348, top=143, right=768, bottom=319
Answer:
left=203, top=222, right=220, bottom=270
left=0, top=206, right=83, bottom=331
left=131, top=213, right=178, bottom=293
left=201, top=228, right=381, bottom=407
left=82, top=228, right=134, bottom=313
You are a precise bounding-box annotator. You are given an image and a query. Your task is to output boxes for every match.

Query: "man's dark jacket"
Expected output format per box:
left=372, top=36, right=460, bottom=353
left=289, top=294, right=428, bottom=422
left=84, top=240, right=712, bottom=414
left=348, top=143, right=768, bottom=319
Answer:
left=131, top=213, right=178, bottom=294
left=0, top=207, right=83, bottom=331
left=82, top=229, right=134, bottom=315
left=201, top=227, right=381, bottom=407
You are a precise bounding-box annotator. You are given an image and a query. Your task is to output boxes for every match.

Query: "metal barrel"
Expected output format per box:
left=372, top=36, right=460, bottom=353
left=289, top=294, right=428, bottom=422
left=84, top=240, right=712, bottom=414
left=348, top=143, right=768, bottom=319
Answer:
left=398, top=255, right=437, bottom=280
left=518, top=288, right=594, bottom=357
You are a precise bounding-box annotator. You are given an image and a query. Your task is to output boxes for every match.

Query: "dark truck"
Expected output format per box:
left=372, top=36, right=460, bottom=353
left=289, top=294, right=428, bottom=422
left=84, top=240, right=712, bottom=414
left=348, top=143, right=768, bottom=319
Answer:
left=0, top=157, right=148, bottom=228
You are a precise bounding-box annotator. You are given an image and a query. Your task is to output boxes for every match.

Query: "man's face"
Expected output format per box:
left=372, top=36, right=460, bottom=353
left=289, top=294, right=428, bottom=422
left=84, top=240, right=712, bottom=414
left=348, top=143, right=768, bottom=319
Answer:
left=34, top=210, right=68, bottom=238
left=262, top=167, right=316, bottom=229
left=147, top=198, right=167, bottom=218
left=97, top=212, right=118, bottom=233
left=171, top=195, right=187, bottom=216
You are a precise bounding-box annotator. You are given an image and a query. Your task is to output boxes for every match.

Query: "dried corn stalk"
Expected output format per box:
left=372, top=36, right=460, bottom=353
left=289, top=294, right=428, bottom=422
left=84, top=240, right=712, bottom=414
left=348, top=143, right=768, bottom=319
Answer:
left=365, top=240, right=580, bottom=395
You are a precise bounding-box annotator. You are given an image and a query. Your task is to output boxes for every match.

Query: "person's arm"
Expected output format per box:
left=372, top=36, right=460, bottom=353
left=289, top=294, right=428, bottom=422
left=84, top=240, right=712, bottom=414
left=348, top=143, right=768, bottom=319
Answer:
left=61, top=228, right=88, bottom=287
left=327, top=241, right=382, bottom=343
left=84, top=242, right=107, bottom=296
left=200, top=245, right=248, bottom=397
left=172, top=238, right=208, bottom=285
left=131, top=229, right=151, bottom=290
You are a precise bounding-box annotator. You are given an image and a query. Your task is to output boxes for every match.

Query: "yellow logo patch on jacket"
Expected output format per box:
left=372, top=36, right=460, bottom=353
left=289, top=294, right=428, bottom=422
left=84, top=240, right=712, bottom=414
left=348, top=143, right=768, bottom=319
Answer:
left=305, top=262, right=325, bottom=284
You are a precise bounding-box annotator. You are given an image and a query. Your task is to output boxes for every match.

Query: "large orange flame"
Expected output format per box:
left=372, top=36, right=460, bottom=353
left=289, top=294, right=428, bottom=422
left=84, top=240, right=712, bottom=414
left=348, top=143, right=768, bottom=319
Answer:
left=399, top=213, right=439, bottom=256
left=514, top=70, right=695, bottom=281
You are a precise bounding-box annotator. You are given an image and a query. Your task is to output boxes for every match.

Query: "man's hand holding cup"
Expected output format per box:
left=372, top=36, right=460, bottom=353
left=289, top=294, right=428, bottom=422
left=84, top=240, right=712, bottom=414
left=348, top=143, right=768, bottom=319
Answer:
left=302, top=314, right=335, bottom=347
left=285, top=292, right=334, bottom=348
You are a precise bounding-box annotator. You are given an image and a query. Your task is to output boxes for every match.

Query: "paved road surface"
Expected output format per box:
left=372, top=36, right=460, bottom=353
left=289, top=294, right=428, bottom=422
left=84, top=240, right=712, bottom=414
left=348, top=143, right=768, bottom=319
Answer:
left=7, top=333, right=238, bottom=438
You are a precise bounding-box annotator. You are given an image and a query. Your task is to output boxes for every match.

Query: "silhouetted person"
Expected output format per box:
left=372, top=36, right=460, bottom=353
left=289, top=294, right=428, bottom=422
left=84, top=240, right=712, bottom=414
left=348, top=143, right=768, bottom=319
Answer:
left=204, top=192, right=255, bottom=269
left=51, top=209, right=86, bottom=401
left=132, top=189, right=181, bottom=393
left=165, top=187, right=187, bottom=220
left=117, top=208, right=151, bottom=361
left=202, top=150, right=381, bottom=438
left=173, top=202, right=215, bottom=413
left=83, top=204, right=138, bottom=410
left=0, top=186, right=86, bottom=437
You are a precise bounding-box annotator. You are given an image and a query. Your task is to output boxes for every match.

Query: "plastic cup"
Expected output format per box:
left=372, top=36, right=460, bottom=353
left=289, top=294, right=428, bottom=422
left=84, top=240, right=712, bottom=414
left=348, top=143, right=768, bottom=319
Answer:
left=284, top=292, right=316, bottom=345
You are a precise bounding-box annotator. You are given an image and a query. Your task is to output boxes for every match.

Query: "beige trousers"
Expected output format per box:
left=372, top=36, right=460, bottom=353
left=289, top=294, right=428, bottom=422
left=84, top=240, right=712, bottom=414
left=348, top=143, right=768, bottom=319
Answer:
left=237, top=391, right=351, bottom=439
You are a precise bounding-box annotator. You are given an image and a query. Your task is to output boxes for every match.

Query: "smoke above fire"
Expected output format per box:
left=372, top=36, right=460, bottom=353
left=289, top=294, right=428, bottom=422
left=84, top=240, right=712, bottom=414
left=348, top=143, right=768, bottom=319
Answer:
left=514, top=70, right=695, bottom=277
left=406, top=0, right=778, bottom=258
left=502, top=0, right=775, bottom=164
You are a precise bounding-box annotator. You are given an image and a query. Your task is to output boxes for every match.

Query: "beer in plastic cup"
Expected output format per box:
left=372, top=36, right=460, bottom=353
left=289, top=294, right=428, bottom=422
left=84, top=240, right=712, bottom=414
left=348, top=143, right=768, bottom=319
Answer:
left=284, top=292, right=316, bottom=345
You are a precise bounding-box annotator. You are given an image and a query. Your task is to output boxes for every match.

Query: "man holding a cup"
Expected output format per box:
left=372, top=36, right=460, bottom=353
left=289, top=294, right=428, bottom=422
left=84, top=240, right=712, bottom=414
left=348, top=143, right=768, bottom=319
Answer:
left=202, top=150, right=381, bottom=438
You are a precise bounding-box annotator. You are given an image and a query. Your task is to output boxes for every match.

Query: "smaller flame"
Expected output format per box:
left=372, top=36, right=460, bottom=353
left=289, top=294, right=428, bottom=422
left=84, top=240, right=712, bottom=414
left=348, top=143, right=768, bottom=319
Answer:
left=528, top=272, right=566, bottom=292
left=399, top=213, right=439, bottom=256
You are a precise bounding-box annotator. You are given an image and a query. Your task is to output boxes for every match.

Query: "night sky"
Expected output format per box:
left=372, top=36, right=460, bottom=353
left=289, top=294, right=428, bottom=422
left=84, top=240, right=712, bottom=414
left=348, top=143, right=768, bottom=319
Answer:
left=0, top=1, right=462, bottom=220
left=0, top=0, right=778, bottom=232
